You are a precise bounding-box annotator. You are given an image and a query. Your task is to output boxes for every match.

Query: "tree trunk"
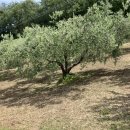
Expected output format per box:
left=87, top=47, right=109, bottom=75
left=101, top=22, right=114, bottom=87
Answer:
left=62, top=68, right=70, bottom=79
left=61, top=55, right=85, bottom=78
left=54, top=54, right=85, bottom=79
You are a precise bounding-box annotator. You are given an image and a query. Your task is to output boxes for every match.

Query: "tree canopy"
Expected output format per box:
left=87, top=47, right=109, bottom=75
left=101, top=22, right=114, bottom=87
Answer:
left=0, top=4, right=129, bottom=78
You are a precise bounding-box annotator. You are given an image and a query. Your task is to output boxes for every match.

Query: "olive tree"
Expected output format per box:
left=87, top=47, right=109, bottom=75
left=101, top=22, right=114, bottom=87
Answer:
left=0, top=4, right=128, bottom=78
left=0, top=34, right=27, bottom=70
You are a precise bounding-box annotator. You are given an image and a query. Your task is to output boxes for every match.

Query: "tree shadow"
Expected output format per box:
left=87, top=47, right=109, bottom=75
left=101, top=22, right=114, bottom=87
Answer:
left=121, top=47, right=130, bottom=56
left=78, top=67, right=130, bottom=87
left=0, top=71, right=86, bottom=108
left=91, top=92, right=130, bottom=130
left=0, top=67, right=130, bottom=108
left=0, top=69, right=18, bottom=81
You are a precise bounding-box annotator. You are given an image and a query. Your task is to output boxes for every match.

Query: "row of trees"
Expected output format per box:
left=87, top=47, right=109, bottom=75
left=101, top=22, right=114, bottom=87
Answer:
left=0, top=0, right=130, bottom=38
left=0, top=4, right=129, bottom=78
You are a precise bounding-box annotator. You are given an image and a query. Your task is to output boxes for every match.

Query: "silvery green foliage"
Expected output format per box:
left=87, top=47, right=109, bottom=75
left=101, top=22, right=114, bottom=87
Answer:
left=0, top=4, right=128, bottom=78
left=0, top=35, right=27, bottom=70
left=49, top=11, right=63, bottom=23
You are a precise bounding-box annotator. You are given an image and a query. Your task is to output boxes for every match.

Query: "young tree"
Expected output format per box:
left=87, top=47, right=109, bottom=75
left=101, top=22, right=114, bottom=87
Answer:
left=0, top=4, right=128, bottom=79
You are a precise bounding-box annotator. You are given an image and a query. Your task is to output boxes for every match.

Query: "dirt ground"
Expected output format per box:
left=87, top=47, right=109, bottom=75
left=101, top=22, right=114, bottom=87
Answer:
left=0, top=43, right=130, bottom=130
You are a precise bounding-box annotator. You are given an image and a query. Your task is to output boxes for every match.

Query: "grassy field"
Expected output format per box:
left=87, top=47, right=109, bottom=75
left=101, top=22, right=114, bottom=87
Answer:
left=0, top=43, right=130, bottom=130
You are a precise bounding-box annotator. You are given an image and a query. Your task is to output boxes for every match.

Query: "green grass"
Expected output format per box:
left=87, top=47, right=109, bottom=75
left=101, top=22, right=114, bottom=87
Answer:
left=39, top=119, right=86, bottom=130
left=100, top=108, right=111, bottom=116
left=110, top=123, right=130, bottom=130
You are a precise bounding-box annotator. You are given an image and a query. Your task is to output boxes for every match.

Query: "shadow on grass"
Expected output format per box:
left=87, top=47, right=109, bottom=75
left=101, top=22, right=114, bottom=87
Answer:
left=0, top=70, right=87, bottom=108
left=79, top=67, right=130, bottom=87
left=91, top=93, right=130, bottom=130
left=0, top=66, right=130, bottom=108
left=121, top=47, right=130, bottom=56
left=0, top=70, right=19, bottom=81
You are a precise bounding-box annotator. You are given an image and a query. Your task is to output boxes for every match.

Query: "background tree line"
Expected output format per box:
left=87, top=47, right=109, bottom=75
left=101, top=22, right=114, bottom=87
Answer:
left=0, top=0, right=130, bottom=39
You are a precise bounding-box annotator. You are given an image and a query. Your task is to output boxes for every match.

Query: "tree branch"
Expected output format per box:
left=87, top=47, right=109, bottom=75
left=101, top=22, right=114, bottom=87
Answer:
left=47, top=59, right=65, bottom=72
left=64, top=52, right=68, bottom=71
left=68, top=55, right=84, bottom=72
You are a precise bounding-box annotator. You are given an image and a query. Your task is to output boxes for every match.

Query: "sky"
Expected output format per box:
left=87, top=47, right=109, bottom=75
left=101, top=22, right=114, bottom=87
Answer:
left=0, top=0, right=41, bottom=4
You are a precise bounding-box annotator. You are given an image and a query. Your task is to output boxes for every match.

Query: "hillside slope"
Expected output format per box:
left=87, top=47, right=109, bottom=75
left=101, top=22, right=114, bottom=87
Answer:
left=0, top=43, right=130, bottom=130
